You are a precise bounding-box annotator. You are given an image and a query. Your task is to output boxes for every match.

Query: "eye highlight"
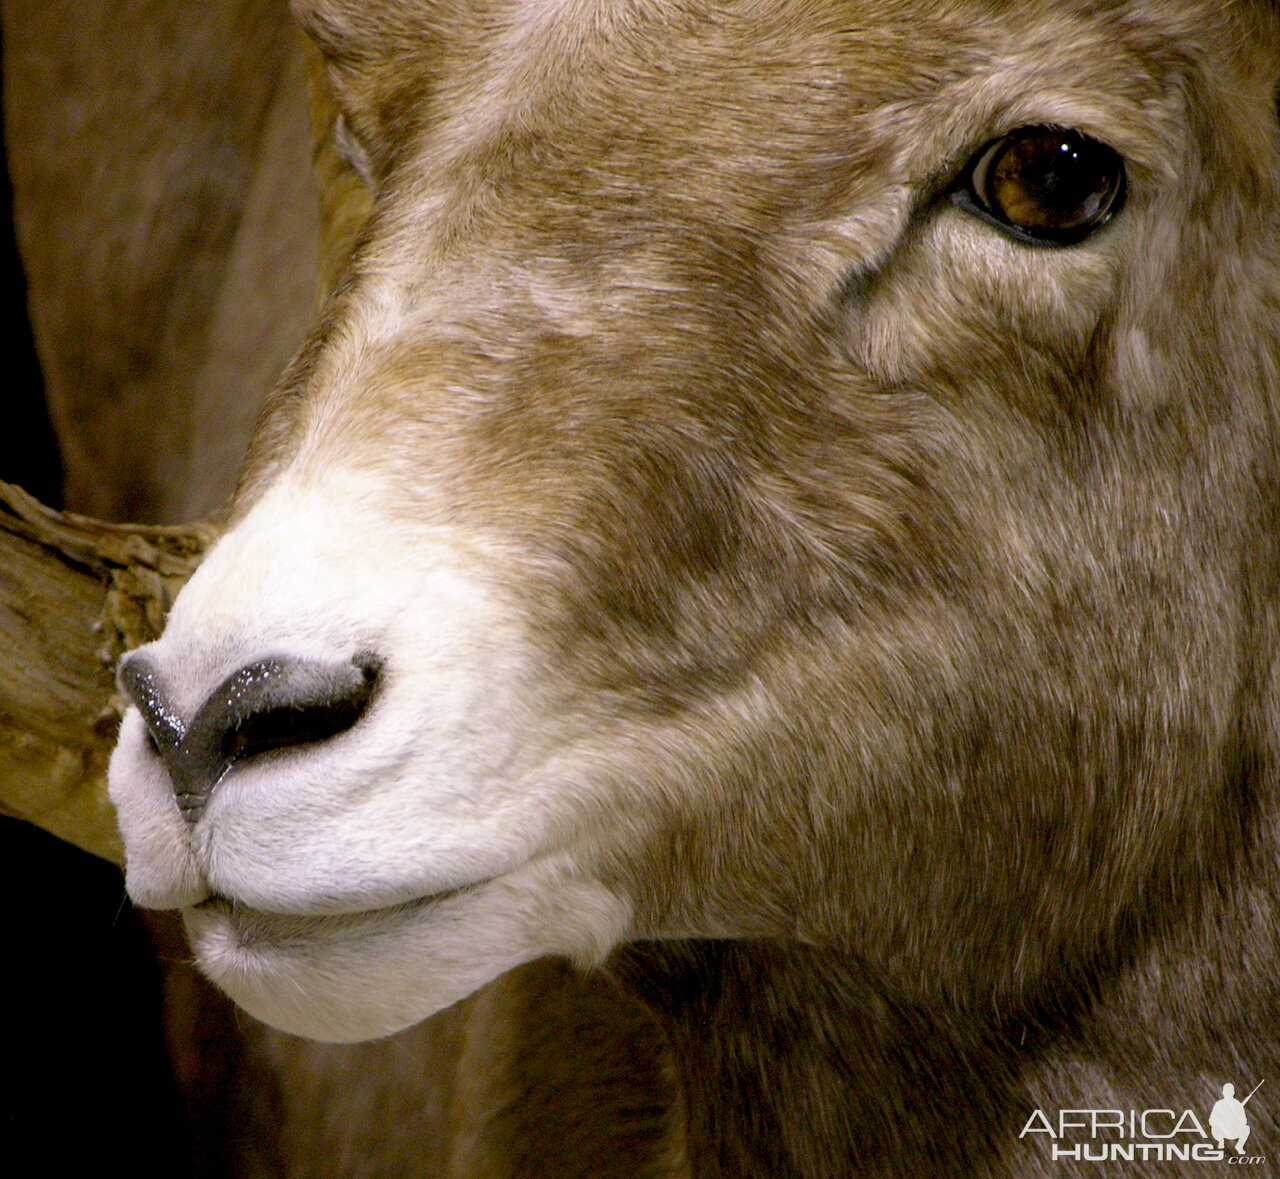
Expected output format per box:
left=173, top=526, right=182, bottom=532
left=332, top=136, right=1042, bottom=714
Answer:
left=953, top=126, right=1126, bottom=246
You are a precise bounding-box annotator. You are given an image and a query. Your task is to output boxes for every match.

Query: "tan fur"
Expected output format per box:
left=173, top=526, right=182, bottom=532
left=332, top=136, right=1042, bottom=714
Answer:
left=31, top=0, right=1280, bottom=1174
left=256, top=0, right=1280, bottom=1171
left=2, top=0, right=318, bottom=522
left=265, top=0, right=1280, bottom=976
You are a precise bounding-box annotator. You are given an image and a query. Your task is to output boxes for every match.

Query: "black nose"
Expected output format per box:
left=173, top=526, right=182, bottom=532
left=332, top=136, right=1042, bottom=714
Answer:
left=119, top=652, right=380, bottom=822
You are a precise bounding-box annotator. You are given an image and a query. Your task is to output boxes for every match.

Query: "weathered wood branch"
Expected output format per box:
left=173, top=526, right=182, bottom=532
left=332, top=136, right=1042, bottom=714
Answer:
left=0, top=482, right=215, bottom=863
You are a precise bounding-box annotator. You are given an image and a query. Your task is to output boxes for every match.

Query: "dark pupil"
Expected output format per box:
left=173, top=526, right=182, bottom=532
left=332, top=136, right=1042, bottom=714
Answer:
left=992, top=132, right=1117, bottom=233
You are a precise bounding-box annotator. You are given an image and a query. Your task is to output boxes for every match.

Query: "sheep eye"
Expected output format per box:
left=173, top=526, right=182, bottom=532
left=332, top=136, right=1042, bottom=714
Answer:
left=953, top=126, right=1125, bottom=246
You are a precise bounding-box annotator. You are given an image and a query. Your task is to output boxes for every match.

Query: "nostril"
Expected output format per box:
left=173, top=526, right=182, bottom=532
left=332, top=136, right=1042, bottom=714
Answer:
left=172, top=653, right=381, bottom=821
left=220, top=656, right=380, bottom=764
left=119, top=651, right=381, bottom=823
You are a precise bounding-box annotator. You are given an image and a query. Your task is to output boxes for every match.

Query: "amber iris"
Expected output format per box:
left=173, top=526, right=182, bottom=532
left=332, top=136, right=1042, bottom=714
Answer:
left=957, top=127, right=1126, bottom=246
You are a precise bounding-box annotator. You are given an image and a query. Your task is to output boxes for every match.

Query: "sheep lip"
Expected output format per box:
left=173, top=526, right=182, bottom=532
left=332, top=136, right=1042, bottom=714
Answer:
left=191, top=883, right=477, bottom=920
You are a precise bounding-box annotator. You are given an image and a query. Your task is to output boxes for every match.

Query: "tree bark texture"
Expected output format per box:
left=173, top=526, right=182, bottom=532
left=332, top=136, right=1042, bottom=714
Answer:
left=0, top=481, right=214, bottom=863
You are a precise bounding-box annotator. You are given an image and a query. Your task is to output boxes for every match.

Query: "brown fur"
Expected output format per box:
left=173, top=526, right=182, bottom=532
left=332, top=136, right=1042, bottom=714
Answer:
left=256, top=0, right=1280, bottom=1171
left=2, top=0, right=317, bottom=522
left=20, top=0, right=1280, bottom=1174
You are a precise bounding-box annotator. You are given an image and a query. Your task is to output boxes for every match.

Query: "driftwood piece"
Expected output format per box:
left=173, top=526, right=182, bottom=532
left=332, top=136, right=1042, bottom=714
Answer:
left=0, top=482, right=215, bottom=863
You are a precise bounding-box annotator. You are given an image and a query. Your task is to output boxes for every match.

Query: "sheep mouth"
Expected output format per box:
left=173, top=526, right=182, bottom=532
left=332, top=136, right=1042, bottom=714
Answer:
left=190, top=883, right=477, bottom=926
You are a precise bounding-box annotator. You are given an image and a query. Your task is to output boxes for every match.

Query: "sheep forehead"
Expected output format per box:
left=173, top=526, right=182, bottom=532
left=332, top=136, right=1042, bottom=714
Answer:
left=268, top=0, right=1260, bottom=496
left=352, top=0, right=1202, bottom=294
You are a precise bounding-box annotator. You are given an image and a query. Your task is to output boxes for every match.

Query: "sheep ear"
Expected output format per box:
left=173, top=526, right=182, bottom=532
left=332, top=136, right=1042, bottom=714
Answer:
left=291, top=0, right=439, bottom=178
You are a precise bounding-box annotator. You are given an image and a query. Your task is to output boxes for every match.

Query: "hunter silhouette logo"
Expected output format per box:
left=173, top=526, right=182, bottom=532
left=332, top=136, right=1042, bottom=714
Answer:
left=1020, top=1079, right=1266, bottom=1164
left=1209, top=1081, right=1263, bottom=1155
